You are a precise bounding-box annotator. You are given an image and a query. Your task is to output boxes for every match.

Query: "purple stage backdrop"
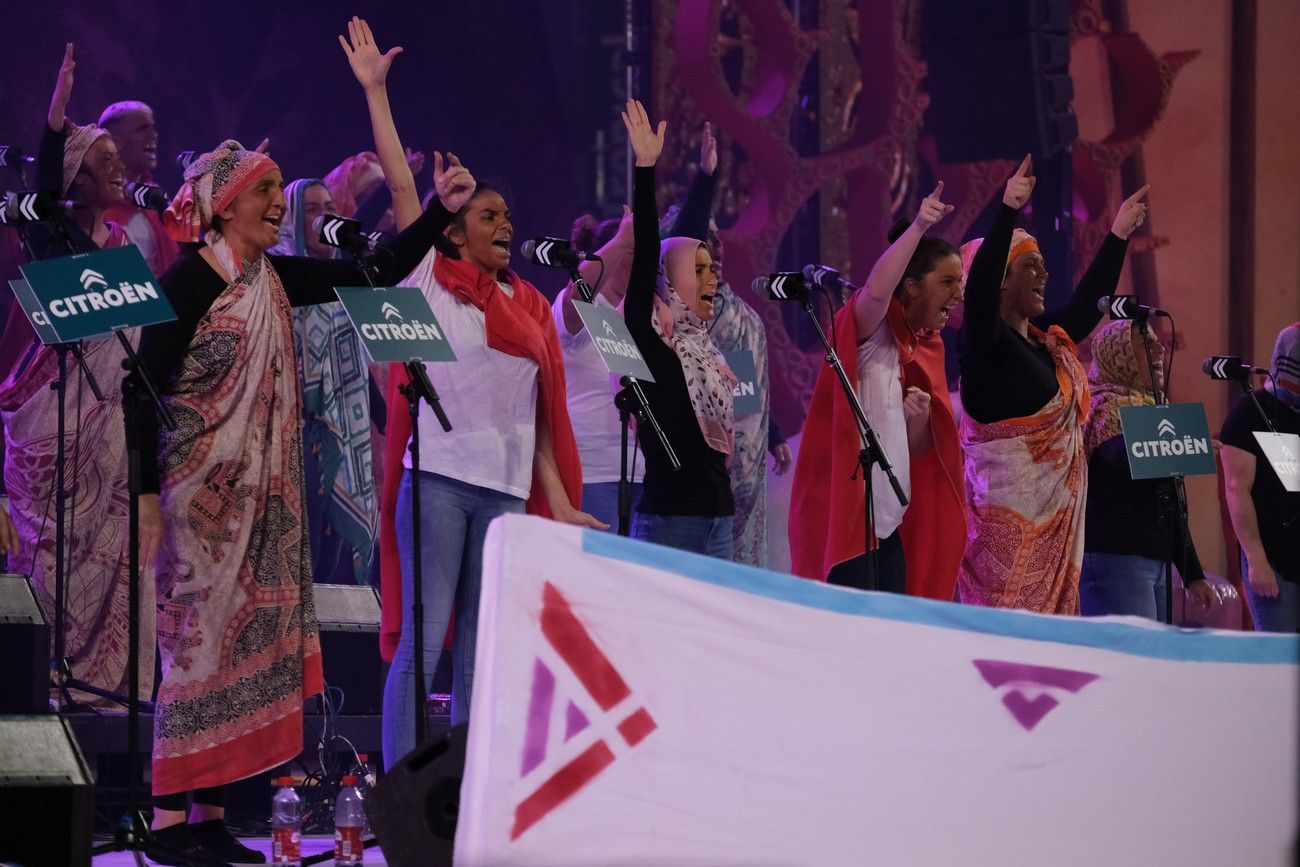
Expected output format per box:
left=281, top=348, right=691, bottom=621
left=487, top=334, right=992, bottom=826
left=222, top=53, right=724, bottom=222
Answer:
left=0, top=0, right=626, bottom=295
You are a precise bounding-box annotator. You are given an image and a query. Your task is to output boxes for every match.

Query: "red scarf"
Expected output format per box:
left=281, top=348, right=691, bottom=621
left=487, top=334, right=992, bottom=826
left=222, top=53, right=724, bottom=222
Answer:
left=896, top=330, right=967, bottom=601
left=790, top=298, right=916, bottom=580
left=377, top=254, right=582, bottom=660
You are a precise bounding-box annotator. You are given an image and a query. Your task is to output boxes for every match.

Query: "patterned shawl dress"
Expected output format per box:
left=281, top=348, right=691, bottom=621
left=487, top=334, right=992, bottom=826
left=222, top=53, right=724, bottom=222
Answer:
left=271, top=178, right=376, bottom=586
left=150, top=236, right=322, bottom=794
left=957, top=325, right=1090, bottom=614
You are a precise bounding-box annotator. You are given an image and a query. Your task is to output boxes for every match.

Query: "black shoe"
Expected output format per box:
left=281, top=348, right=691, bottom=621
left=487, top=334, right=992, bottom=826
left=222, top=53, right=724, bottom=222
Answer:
left=145, top=823, right=230, bottom=866
left=188, top=819, right=267, bottom=865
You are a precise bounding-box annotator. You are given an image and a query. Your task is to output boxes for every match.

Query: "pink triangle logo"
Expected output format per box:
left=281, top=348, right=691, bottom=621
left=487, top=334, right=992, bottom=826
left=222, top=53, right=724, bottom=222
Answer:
left=972, top=659, right=1100, bottom=731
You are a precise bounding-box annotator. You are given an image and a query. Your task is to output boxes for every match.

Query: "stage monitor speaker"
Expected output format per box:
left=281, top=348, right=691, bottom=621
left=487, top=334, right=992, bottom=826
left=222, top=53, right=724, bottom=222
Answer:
left=0, top=572, right=50, bottom=713
left=314, top=582, right=385, bottom=715
left=366, top=723, right=466, bottom=867
left=0, top=714, right=94, bottom=867
left=921, top=0, right=1078, bottom=163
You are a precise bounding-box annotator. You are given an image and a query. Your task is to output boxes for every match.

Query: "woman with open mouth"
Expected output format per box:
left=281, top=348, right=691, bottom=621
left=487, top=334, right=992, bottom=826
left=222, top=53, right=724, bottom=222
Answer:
left=955, top=154, right=1149, bottom=615
left=791, top=182, right=967, bottom=601
left=1, top=42, right=156, bottom=730
left=622, top=98, right=738, bottom=559
left=129, top=83, right=464, bottom=860
left=336, top=17, right=601, bottom=768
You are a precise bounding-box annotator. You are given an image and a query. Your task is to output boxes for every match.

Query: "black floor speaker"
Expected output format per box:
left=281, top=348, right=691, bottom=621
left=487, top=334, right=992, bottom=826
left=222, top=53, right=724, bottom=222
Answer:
left=314, top=582, right=385, bottom=714
left=0, top=714, right=94, bottom=866
left=366, top=723, right=467, bottom=867
left=0, top=572, right=50, bottom=713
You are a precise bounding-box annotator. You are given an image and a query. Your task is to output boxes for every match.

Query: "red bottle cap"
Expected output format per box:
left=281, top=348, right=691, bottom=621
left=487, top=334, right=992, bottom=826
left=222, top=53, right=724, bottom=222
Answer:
left=341, top=775, right=358, bottom=786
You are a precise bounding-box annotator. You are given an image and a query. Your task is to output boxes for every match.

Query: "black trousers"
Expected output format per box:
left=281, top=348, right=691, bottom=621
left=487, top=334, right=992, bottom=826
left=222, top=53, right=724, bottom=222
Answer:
left=826, top=532, right=907, bottom=594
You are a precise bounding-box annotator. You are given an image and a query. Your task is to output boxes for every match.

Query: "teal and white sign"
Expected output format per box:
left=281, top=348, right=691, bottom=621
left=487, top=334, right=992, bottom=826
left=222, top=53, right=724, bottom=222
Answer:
left=1253, top=432, right=1300, bottom=493
left=724, top=350, right=761, bottom=417
left=8, top=278, right=60, bottom=344
left=334, top=285, right=456, bottom=363
left=572, top=300, right=654, bottom=382
left=1118, top=403, right=1217, bottom=479
left=20, top=245, right=176, bottom=341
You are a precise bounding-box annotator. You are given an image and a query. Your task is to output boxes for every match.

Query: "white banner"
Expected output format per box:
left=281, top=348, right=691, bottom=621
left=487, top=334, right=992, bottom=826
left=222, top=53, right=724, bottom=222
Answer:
left=457, top=515, right=1300, bottom=866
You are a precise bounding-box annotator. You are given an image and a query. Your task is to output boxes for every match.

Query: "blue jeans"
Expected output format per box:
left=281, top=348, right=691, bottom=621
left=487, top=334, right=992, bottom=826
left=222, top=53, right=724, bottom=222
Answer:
left=381, top=471, right=524, bottom=767
left=631, top=512, right=735, bottom=560
left=582, top=481, right=643, bottom=533
left=1080, top=552, right=1168, bottom=621
left=1240, top=552, right=1300, bottom=633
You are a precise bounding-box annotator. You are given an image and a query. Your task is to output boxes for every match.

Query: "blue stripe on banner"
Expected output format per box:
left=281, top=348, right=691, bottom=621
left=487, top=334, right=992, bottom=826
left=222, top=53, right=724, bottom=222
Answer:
left=580, top=530, right=1300, bottom=665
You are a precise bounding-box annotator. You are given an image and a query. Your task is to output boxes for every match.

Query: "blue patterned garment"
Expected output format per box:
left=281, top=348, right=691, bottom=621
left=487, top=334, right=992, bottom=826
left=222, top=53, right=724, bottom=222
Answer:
left=272, top=179, right=377, bottom=584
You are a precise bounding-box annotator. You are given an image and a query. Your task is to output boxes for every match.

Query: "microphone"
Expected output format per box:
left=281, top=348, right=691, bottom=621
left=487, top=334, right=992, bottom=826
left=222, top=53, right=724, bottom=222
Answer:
left=175, top=150, right=197, bottom=172
left=752, top=272, right=808, bottom=301
left=313, top=214, right=386, bottom=256
left=520, top=237, right=598, bottom=270
left=0, top=146, right=35, bottom=170
left=1202, top=356, right=1268, bottom=381
left=125, top=181, right=171, bottom=212
left=802, top=263, right=855, bottom=293
left=0, top=190, right=66, bottom=225
left=1097, top=295, right=1169, bottom=320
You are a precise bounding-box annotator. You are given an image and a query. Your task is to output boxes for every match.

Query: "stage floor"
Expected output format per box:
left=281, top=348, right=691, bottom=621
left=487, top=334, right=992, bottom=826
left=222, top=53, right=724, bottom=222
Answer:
left=92, top=833, right=389, bottom=865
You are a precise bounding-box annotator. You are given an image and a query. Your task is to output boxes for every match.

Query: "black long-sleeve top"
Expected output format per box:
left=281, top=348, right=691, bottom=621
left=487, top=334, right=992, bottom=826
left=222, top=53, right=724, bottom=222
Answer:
left=667, top=168, right=787, bottom=452
left=136, top=198, right=456, bottom=493
left=625, top=165, right=734, bottom=517
left=1084, top=434, right=1206, bottom=583
left=958, top=204, right=1129, bottom=424
left=21, top=122, right=100, bottom=260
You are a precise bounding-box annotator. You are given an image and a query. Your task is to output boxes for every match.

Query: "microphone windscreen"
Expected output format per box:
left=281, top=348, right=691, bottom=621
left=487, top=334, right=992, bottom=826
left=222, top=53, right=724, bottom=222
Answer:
left=520, top=239, right=537, bottom=260
left=751, top=276, right=770, bottom=295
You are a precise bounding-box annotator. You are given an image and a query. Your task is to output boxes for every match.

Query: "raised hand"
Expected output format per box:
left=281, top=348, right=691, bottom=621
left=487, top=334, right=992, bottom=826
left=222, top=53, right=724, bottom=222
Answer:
left=610, top=204, right=634, bottom=249
left=47, top=43, right=75, bottom=130
left=338, top=16, right=403, bottom=91
left=914, top=180, right=954, bottom=231
left=1002, top=154, right=1035, bottom=210
left=1110, top=184, right=1150, bottom=240
left=406, top=146, right=426, bottom=177
left=621, top=99, right=666, bottom=168
left=700, top=120, right=718, bottom=175
left=433, top=151, right=476, bottom=213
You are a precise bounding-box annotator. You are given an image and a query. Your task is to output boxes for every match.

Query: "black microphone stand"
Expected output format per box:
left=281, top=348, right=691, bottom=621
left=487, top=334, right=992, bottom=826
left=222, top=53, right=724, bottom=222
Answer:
left=351, top=252, right=451, bottom=747
left=799, top=293, right=906, bottom=591
left=93, top=328, right=181, bottom=865
left=565, top=267, right=678, bottom=536
left=1134, top=316, right=1182, bottom=625
left=28, top=222, right=139, bottom=709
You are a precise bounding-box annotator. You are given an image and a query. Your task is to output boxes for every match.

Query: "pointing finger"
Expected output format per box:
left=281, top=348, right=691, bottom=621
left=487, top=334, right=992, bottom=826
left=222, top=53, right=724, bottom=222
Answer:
left=930, top=180, right=944, bottom=199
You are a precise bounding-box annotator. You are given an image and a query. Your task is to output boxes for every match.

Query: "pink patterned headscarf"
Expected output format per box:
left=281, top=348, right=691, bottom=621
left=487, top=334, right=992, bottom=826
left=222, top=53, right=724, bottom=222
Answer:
left=653, top=237, right=736, bottom=456
left=163, top=139, right=278, bottom=246
left=60, top=120, right=111, bottom=196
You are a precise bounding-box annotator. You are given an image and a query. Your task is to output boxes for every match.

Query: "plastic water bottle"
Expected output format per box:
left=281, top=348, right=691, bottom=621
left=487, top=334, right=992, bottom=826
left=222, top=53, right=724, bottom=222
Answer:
left=334, top=775, right=365, bottom=865
left=271, top=776, right=302, bottom=866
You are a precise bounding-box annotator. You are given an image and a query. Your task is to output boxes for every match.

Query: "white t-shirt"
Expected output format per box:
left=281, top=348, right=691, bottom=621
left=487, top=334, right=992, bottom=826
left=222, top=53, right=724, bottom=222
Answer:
left=855, top=318, right=911, bottom=539
left=551, top=292, right=644, bottom=485
left=405, top=277, right=539, bottom=500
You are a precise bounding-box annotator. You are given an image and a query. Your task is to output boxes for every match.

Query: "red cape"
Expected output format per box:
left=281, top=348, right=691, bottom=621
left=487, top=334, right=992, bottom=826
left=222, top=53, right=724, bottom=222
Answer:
left=790, top=298, right=915, bottom=580
left=897, top=330, right=967, bottom=601
left=377, top=256, right=583, bottom=661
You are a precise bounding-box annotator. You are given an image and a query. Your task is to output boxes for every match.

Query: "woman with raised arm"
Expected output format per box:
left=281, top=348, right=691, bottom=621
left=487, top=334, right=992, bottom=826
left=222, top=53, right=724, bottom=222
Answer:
left=620, top=99, right=737, bottom=557
left=790, top=184, right=963, bottom=596
left=339, top=17, right=599, bottom=763
left=956, top=155, right=1148, bottom=614
left=132, top=124, right=464, bottom=862
left=0, top=42, right=156, bottom=717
